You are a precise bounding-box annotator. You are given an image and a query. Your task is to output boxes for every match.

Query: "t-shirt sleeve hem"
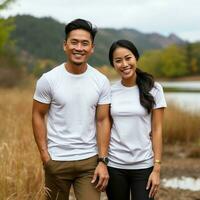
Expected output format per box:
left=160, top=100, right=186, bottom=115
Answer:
left=97, top=101, right=111, bottom=105
left=33, top=96, right=51, bottom=104
left=153, top=104, right=167, bottom=109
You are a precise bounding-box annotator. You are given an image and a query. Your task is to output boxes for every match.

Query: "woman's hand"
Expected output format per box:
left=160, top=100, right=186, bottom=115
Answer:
left=146, top=168, right=160, bottom=198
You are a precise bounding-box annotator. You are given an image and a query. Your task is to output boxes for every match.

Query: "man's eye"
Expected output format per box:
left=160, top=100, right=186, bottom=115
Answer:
left=71, top=41, right=77, bottom=45
left=82, top=42, right=89, bottom=46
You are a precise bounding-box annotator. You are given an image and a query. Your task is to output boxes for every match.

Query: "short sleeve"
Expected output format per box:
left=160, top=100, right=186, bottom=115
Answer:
left=33, top=74, right=52, bottom=104
left=152, top=83, right=167, bottom=109
left=98, top=78, right=111, bottom=105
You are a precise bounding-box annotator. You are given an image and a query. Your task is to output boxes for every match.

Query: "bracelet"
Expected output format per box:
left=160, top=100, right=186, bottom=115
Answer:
left=154, top=159, right=161, bottom=164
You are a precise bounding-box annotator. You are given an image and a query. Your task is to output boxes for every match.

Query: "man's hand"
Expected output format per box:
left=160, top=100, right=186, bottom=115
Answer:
left=41, top=151, right=51, bottom=165
left=91, top=162, right=109, bottom=191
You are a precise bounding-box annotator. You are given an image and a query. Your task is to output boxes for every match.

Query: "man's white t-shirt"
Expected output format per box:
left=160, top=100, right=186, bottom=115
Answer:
left=33, top=63, right=111, bottom=161
left=108, top=81, right=167, bottom=169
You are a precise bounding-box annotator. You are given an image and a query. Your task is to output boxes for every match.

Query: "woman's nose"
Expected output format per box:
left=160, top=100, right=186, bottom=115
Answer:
left=122, top=60, right=128, bottom=67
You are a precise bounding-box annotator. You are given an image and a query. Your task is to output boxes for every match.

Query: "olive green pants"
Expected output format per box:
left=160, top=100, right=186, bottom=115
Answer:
left=44, top=155, right=100, bottom=200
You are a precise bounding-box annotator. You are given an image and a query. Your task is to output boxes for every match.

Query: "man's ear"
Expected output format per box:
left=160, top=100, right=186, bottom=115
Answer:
left=63, top=40, right=67, bottom=51
left=91, top=43, right=95, bottom=54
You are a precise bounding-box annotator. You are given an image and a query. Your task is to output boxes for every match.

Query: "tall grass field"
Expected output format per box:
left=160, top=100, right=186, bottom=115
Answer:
left=0, top=87, right=200, bottom=199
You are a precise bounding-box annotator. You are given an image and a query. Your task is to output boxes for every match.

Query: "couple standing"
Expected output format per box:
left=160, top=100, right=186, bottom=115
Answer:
left=32, top=18, right=166, bottom=200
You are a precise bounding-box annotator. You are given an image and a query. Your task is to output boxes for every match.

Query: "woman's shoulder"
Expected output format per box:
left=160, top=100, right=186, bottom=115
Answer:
left=154, top=82, right=163, bottom=89
left=151, top=82, right=164, bottom=95
left=111, top=80, right=121, bottom=89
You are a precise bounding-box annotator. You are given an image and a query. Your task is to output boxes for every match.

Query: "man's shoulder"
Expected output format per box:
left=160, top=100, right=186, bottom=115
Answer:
left=88, top=65, right=108, bottom=81
left=43, top=63, right=64, bottom=79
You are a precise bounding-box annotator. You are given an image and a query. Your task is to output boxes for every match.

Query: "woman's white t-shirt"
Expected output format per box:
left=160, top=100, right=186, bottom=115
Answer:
left=108, top=81, right=167, bottom=169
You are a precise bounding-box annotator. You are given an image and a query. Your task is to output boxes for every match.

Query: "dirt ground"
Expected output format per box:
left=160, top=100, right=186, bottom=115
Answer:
left=156, top=144, right=200, bottom=200
left=69, top=144, right=200, bottom=200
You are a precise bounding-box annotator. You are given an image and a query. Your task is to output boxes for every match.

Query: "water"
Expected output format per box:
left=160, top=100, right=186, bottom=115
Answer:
left=161, top=81, right=200, bottom=90
left=160, top=81, right=200, bottom=112
left=162, top=177, right=200, bottom=191
left=165, top=92, right=200, bottom=113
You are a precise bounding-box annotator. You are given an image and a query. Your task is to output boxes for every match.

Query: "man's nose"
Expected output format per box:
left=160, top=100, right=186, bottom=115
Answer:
left=75, top=43, right=83, bottom=51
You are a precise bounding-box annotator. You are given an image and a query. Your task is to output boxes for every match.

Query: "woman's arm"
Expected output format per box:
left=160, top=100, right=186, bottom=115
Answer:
left=147, top=107, right=165, bottom=198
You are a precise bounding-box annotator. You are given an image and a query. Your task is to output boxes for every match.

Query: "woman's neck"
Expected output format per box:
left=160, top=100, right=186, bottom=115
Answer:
left=121, top=74, right=137, bottom=87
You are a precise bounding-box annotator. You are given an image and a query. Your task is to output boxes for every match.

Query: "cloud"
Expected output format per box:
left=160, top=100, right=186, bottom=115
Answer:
left=1, top=0, right=200, bottom=41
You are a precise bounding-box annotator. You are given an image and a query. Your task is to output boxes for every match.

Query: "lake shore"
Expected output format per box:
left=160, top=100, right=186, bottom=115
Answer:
left=157, top=144, right=200, bottom=200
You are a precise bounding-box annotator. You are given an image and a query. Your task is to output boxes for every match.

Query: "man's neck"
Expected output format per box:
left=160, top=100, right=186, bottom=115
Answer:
left=65, top=63, right=88, bottom=74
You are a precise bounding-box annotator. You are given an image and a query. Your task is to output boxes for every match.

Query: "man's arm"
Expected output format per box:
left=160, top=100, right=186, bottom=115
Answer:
left=32, top=100, right=50, bottom=164
left=91, top=104, right=111, bottom=191
left=96, top=104, right=111, bottom=157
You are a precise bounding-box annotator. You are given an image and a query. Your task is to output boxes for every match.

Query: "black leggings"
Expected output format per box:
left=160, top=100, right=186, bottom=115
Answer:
left=106, top=166, right=154, bottom=200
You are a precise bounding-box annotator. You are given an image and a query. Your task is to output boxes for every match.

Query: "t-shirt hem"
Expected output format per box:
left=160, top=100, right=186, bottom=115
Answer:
left=108, top=159, right=153, bottom=169
left=50, top=152, right=98, bottom=161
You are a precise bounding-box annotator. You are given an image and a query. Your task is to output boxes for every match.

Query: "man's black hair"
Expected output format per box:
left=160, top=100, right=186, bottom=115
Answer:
left=65, top=18, right=97, bottom=42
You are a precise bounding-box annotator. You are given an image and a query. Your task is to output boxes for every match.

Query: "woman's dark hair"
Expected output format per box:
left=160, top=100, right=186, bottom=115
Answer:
left=65, top=18, right=97, bottom=43
left=109, top=39, right=155, bottom=113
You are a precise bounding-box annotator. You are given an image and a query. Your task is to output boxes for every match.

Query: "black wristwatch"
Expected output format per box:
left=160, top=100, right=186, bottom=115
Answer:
left=97, top=157, right=109, bottom=165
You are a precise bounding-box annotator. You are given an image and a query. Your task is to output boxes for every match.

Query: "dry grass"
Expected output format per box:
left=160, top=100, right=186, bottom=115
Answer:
left=163, top=103, right=200, bottom=144
left=0, top=86, right=200, bottom=199
left=187, top=146, right=200, bottom=158
left=0, top=88, right=44, bottom=200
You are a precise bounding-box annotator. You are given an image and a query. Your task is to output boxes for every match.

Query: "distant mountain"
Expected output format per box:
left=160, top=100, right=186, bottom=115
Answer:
left=10, top=15, right=186, bottom=66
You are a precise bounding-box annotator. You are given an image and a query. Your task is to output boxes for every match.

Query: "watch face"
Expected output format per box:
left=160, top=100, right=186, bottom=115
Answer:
left=104, top=157, right=109, bottom=164
left=98, top=157, right=109, bottom=165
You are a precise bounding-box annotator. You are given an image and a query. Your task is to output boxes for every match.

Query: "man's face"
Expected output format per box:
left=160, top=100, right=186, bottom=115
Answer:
left=63, top=29, right=94, bottom=66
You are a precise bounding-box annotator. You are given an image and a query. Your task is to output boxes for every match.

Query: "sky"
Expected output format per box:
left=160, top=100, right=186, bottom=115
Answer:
left=1, top=0, right=200, bottom=42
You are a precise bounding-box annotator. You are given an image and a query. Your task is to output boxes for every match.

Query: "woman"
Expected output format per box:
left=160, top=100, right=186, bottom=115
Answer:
left=106, top=40, right=167, bottom=200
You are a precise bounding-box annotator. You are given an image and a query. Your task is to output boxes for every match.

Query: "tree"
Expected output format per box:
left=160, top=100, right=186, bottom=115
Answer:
left=0, top=0, right=15, bottom=52
left=190, top=42, right=200, bottom=74
left=0, top=0, right=15, bottom=10
left=139, top=50, right=162, bottom=77
left=0, top=0, right=25, bottom=87
left=139, top=44, right=192, bottom=78
left=160, top=45, right=188, bottom=77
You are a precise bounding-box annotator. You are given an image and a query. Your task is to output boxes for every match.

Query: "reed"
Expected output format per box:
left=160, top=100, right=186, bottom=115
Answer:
left=163, top=103, right=200, bottom=144
left=0, top=88, right=44, bottom=199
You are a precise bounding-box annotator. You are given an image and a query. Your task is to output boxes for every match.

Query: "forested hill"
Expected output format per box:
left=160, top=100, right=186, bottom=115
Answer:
left=10, top=15, right=185, bottom=66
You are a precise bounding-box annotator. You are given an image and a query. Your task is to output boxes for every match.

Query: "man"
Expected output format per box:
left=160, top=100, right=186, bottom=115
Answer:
left=32, top=18, right=111, bottom=200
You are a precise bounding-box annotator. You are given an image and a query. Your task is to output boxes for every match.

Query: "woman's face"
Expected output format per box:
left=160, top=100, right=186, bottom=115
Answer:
left=112, top=47, right=137, bottom=80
